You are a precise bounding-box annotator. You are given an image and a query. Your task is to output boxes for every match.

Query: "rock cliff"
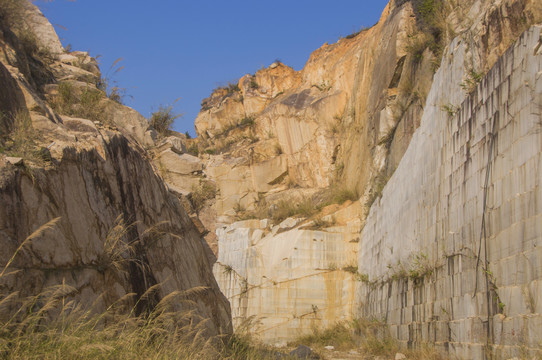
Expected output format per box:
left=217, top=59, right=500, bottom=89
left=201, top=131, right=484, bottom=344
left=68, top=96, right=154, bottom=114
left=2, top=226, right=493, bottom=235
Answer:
left=0, top=1, right=231, bottom=337
left=181, top=0, right=542, bottom=356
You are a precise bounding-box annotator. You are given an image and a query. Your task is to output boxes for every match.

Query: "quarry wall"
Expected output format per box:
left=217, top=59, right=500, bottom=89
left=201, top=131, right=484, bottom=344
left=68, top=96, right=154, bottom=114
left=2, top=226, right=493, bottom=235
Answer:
left=357, top=25, right=542, bottom=359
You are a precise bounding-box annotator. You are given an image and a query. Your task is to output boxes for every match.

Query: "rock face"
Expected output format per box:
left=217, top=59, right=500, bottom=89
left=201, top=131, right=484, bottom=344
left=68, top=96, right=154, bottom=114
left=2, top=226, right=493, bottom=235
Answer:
left=213, top=203, right=362, bottom=344
left=0, top=1, right=231, bottom=338
left=185, top=0, right=542, bottom=357
left=0, top=135, right=231, bottom=335
left=358, top=25, right=542, bottom=359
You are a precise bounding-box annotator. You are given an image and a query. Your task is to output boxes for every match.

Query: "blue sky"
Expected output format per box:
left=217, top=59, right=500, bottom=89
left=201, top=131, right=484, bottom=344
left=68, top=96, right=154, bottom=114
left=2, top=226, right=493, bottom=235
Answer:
left=37, top=0, right=389, bottom=136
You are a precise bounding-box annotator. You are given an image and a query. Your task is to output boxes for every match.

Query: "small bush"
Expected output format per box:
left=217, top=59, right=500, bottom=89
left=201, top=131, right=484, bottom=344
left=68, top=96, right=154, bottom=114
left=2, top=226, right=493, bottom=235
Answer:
left=406, top=33, right=431, bottom=63
left=365, top=173, right=390, bottom=209
left=186, top=143, right=199, bottom=156
left=318, top=186, right=359, bottom=208
left=239, top=116, right=255, bottom=128
left=190, top=181, right=217, bottom=213
left=149, top=104, right=182, bottom=136
left=330, top=187, right=358, bottom=204
left=342, top=264, right=358, bottom=274
left=1, top=111, right=48, bottom=165
left=0, top=0, right=25, bottom=31
left=50, top=82, right=106, bottom=122
left=441, top=103, right=459, bottom=118
left=271, top=196, right=318, bottom=223
left=215, top=82, right=240, bottom=95
left=461, top=69, right=484, bottom=93
left=274, top=142, right=283, bottom=155
left=249, top=78, right=259, bottom=89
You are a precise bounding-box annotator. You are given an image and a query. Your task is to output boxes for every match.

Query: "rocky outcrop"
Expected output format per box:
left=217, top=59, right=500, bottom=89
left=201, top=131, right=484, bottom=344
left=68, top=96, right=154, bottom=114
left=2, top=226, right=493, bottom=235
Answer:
left=185, top=0, right=542, bottom=356
left=0, top=1, right=231, bottom=338
left=0, top=134, right=231, bottom=335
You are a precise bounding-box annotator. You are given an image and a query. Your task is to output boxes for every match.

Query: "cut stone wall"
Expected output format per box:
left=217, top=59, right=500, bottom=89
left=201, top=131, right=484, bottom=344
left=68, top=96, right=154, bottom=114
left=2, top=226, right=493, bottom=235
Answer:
left=357, top=26, right=542, bottom=359
left=213, top=204, right=362, bottom=345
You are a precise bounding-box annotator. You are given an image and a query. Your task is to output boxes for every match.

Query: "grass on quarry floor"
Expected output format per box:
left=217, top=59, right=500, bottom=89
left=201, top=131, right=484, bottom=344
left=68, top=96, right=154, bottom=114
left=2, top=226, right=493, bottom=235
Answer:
left=290, top=320, right=447, bottom=360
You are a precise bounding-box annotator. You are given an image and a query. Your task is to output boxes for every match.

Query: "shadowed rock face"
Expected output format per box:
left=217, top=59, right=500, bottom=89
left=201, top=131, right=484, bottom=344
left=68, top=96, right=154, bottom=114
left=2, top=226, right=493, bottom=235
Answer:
left=0, top=135, right=231, bottom=335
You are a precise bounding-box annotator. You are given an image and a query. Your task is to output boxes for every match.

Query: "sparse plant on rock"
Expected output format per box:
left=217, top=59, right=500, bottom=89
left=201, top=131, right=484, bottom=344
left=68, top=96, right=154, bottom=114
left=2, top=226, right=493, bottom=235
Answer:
left=223, top=264, right=234, bottom=275
left=441, top=103, right=460, bottom=118
left=149, top=99, right=182, bottom=136
left=249, top=77, right=259, bottom=90
left=189, top=180, right=217, bottom=214
left=50, top=81, right=107, bottom=122
left=342, top=264, right=358, bottom=274
left=461, top=69, right=484, bottom=93
left=96, top=57, right=128, bottom=104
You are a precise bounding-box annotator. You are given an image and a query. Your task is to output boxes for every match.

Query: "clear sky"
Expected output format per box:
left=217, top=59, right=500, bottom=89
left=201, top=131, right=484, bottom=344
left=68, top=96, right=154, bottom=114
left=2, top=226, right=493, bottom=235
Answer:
left=37, top=0, right=389, bottom=137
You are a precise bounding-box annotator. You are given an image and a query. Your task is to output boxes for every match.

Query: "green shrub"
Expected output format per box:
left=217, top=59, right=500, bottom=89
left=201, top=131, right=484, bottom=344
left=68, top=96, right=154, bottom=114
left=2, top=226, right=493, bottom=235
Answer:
left=249, top=78, right=259, bottom=89
left=461, top=69, right=484, bottom=93
left=239, top=115, right=255, bottom=128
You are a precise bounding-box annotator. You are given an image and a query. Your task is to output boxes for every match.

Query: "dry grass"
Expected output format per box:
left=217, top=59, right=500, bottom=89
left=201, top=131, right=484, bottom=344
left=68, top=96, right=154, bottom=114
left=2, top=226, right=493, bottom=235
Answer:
left=150, top=102, right=182, bottom=136
left=0, top=218, right=288, bottom=359
left=0, top=0, right=25, bottom=31
left=291, top=320, right=447, bottom=359
left=0, top=110, right=50, bottom=165
left=50, top=82, right=107, bottom=122
left=190, top=181, right=217, bottom=214
left=236, top=186, right=358, bottom=224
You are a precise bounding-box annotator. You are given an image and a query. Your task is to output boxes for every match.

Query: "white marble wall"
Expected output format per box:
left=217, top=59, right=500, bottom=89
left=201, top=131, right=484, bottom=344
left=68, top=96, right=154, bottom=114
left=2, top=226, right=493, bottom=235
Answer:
left=357, top=26, right=542, bottom=359
left=213, top=210, right=361, bottom=345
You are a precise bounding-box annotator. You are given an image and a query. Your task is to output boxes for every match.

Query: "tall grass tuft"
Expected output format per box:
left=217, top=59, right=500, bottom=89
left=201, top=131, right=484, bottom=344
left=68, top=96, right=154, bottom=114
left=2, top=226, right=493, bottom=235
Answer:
left=50, top=82, right=107, bottom=122
left=149, top=100, right=183, bottom=136
left=0, top=218, right=290, bottom=359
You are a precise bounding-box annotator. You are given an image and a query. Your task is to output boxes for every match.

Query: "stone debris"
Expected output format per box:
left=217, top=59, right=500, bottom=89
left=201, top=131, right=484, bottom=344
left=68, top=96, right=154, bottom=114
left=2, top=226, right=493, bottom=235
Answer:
left=289, top=345, right=320, bottom=359
left=5, top=157, right=23, bottom=165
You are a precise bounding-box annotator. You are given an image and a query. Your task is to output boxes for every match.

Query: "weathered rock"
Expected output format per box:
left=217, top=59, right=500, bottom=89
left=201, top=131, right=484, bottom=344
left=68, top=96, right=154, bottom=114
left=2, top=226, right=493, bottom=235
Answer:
left=0, top=135, right=231, bottom=336
left=22, top=1, right=64, bottom=54
left=196, top=1, right=542, bottom=357
left=213, top=201, right=362, bottom=344
left=5, top=156, right=23, bottom=165
left=289, top=345, right=319, bottom=359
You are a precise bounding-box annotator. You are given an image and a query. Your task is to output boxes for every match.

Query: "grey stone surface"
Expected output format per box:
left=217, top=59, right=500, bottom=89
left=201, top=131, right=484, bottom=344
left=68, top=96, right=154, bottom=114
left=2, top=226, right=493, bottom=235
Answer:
left=357, top=26, right=542, bottom=358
